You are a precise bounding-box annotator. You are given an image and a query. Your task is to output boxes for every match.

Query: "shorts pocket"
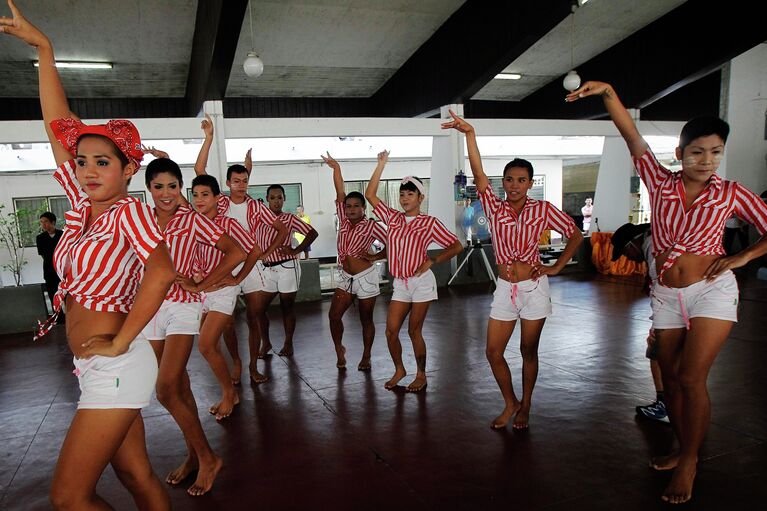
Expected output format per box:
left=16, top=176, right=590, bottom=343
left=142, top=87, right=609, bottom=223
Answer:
left=79, top=366, right=120, bottom=399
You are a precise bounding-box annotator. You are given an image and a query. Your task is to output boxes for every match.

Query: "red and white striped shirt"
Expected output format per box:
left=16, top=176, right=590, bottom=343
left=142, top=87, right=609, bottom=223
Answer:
left=633, top=148, right=767, bottom=284
left=373, top=201, right=458, bottom=279
left=194, top=214, right=256, bottom=279
left=52, top=159, right=165, bottom=313
left=255, top=212, right=313, bottom=263
left=161, top=206, right=224, bottom=303
left=336, top=200, right=387, bottom=265
left=217, top=195, right=276, bottom=233
left=478, top=187, right=576, bottom=266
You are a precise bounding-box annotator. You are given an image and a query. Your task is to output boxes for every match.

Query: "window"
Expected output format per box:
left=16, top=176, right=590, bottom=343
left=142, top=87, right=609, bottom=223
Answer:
left=343, top=179, right=430, bottom=217
left=13, top=192, right=146, bottom=247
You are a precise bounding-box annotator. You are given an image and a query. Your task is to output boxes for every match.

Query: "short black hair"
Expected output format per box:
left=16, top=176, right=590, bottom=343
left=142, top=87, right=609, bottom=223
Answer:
left=226, top=164, right=249, bottom=181
left=679, top=117, right=730, bottom=154
left=40, top=211, right=56, bottom=223
left=266, top=184, right=285, bottom=198
left=191, top=174, right=221, bottom=196
left=503, top=158, right=534, bottom=180
left=145, top=158, right=183, bottom=188
left=399, top=176, right=424, bottom=195
left=344, top=191, right=366, bottom=208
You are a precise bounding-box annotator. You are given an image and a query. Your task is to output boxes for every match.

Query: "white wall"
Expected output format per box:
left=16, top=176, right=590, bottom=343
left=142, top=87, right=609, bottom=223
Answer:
left=723, top=43, right=767, bottom=195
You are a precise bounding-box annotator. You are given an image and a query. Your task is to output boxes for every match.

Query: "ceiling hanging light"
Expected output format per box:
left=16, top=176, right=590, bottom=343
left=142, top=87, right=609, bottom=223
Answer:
left=243, top=1, right=263, bottom=78
left=562, top=2, right=581, bottom=92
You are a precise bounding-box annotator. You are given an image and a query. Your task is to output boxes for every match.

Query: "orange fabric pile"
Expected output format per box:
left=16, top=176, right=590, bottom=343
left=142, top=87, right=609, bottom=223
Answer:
left=590, top=232, right=647, bottom=277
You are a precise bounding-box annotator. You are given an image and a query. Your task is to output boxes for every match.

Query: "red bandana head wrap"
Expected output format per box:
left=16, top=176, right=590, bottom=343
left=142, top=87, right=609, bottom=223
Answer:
left=50, top=118, right=144, bottom=171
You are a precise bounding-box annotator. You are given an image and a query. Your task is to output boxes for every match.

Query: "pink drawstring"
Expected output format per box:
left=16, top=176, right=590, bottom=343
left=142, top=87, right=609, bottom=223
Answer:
left=511, top=283, right=519, bottom=307
left=677, top=291, right=690, bottom=330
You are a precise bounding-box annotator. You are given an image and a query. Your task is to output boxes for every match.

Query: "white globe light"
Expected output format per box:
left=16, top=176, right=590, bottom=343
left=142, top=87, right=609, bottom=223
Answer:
left=563, top=70, right=581, bottom=92
left=243, top=52, right=264, bottom=77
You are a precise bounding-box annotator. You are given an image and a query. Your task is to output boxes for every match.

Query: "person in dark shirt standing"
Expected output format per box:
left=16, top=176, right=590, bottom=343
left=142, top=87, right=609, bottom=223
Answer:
left=36, top=212, right=63, bottom=314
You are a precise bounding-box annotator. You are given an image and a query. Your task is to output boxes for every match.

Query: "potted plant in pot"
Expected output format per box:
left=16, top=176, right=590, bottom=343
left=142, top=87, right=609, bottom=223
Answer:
left=0, top=202, right=49, bottom=335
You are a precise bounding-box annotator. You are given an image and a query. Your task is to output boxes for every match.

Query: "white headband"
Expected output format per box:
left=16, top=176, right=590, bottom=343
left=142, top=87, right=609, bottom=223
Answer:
left=401, top=176, right=426, bottom=197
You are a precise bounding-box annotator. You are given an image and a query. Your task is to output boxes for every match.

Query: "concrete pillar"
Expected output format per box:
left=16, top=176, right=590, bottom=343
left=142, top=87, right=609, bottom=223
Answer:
left=722, top=43, right=767, bottom=195
left=592, top=136, right=632, bottom=232
left=430, top=104, right=465, bottom=235
left=201, top=100, right=228, bottom=184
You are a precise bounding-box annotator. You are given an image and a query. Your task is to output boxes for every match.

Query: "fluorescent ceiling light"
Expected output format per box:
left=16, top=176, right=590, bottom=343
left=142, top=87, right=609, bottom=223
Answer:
left=494, top=73, right=522, bottom=80
left=33, top=61, right=113, bottom=69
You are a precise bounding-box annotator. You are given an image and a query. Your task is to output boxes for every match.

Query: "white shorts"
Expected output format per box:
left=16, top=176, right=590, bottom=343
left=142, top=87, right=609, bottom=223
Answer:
left=261, top=259, right=301, bottom=294
left=336, top=265, right=380, bottom=299
left=73, top=337, right=157, bottom=409
left=651, top=271, right=739, bottom=329
left=236, top=263, right=266, bottom=295
left=142, top=300, right=202, bottom=340
left=392, top=270, right=438, bottom=303
left=201, top=286, right=239, bottom=316
left=490, top=276, right=552, bottom=321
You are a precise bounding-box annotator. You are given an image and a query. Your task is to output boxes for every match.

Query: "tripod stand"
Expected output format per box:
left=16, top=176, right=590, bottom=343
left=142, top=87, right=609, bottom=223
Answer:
left=448, top=240, right=496, bottom=287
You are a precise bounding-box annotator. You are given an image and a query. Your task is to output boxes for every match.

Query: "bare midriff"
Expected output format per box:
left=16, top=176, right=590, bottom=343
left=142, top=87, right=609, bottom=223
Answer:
left=65, top=295, right=127, bottom=358
left=343, top=255, right=373, bottom=276
left=655, top=251, right=720, bottom=288
left=497, top=261, right=535, bottom=283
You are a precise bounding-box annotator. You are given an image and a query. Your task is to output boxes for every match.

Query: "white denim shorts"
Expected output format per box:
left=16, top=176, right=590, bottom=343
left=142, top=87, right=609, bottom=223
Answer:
left=336, top=265, right=380, bottom=299
left=142, top=300, right=202, bottom=340
left=236, top=262, right=266, bottom=295
left=201, top=286, right=239, bottom=316
left=73, top=337, right=157, bottom=409
left=392, top=270, right=438, bottom=303
left=490, top=276, right=552, bottom=322
left=261, top=260, right=302, bottom=294
left=651, top=271, right=739, bottom=329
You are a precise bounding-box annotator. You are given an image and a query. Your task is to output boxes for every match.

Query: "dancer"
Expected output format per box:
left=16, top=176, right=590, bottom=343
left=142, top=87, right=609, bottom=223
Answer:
left=364, top=151, right=463, bottom=392
left=568, top=81, right=767, bottom=503
left=252, top=184, right=318, bottom=357
left=194, top=117, right=288, bottom=383
left=442, top=111, right=583, bottom=429
left=2, top=2, right=175, bottom=508
left=322, top=153, right=387, bottom=370
left=189, top=174, right=263, bottom=418
left=610, top=223, right=668, bottom=423
left=143, top=157, right=246, bottom=494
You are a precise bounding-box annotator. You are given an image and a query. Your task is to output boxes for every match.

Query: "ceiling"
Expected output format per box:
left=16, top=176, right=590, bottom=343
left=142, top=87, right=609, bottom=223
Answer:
left=0, top=0, right=764, bottom=121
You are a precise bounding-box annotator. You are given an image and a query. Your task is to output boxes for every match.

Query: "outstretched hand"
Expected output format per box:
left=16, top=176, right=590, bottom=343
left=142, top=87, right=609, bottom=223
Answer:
left=565, top=81, right=612, bottom=103
left=321, top=151, right=340, bottom=170
left=377, top=150, right=390, bottom=165
left=0, top=0, right=49, bottom=48
left=201, top=113, right=214, bottom=138
left=440, top=109, right=474, bottom=134
left=141, top=144, right=169, bottom=159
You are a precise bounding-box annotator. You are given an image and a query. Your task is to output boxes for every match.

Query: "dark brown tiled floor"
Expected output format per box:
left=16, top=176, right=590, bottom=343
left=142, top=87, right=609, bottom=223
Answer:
left=1, top=271, right=766, bottom=510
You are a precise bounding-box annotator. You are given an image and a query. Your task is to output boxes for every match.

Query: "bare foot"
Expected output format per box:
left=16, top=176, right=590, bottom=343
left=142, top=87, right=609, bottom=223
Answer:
left=513, top=406, right=530, bottom=430
left=278, top=343, right=294, bottom=357
left=357, top=357, right=371, bottom=371
left=490, top=402, right=521, bottom=430
left=384, top=367, right=407, bottom=390
left=214, top=392, right=240, bottom=421
left=650, top=451, right=680, bottom=471
left=661, top=458, right=697, bottom=504
left=336, top=345, right=346, bottom=369
left=406, top=375, right=427, bottom=393
left=187, top=455, right=223, bottom=497
left=166, top=455, right=198, bottom=485
left=230, top=358, right=242, bottom=386
left=258, top=342, right=272, bottom=359
left=250, top=370, right=268, bottom=384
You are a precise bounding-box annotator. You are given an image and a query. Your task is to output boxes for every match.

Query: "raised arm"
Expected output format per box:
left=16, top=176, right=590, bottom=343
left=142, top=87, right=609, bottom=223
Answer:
left=244, top=148, right=253, bottom=173
left=194, top=114, right=214, bottom=176
left=1, top=0, right=76, bottom=166
left=566, top=81, right=647, bottom=159
left=322, top=152, right=346, bottom=202
left=441, top=109, right=489, bottom=193
left=364, top=150, right=389, bottom=208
